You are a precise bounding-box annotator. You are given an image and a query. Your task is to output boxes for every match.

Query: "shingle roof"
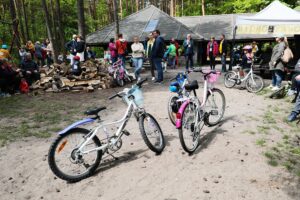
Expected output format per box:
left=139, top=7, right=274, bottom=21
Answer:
left=86, top=5, right=203, bottom=45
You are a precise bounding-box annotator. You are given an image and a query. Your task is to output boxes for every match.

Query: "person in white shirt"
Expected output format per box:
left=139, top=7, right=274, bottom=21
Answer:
left=131, top=36, right=144, bottom=81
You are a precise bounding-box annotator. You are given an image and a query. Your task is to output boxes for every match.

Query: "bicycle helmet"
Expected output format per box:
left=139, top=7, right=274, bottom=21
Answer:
left=169, top=85, right=178, bottom=93
left=1, top=44, right=8, bottom=49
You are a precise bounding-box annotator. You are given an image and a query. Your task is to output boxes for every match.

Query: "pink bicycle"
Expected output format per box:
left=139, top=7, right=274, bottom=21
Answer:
left=108, top=59, right=133, bottom=86
left=175, top=68, right=226, bottom=154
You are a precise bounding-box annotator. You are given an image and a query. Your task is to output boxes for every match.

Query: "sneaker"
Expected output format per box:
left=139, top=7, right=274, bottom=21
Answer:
left=267, top=84, right=274, bottom=89
left=137, top=77, right=141, bottom=82
left=271, top=86, right=280, bottom=91
left=152, top=77, right=156, bottom=81
left=287, top=89, right=296, bottom=96
left=288, top=112, right=298, bottom=122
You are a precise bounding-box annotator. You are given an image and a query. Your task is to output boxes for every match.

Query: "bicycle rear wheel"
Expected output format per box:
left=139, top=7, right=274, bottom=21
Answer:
left=246, top=74, right=264, bottom=93
left=224, top=71, right=237, bottom=88
left=139, top=113, right=165, bottom=154
left=205, top=88, right=226, bottom=126
left=48, top=128, right=102, bottom=182
left=178, top=101, right=201, bottom=154
left=168, top=95, right=180, bottom=125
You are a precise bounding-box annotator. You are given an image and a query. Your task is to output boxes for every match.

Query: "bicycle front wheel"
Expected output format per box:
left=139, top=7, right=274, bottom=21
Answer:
left=205, top=88, right=226, bottom=126
left=224, top=71, right=237, bottom=88
left=139, top=113, right=165, bottom=154
left=246, top=74, right=264, bottom=93
left=48, top=128, right=102, bottom=182
left=178, top=101, right=200, bottom=154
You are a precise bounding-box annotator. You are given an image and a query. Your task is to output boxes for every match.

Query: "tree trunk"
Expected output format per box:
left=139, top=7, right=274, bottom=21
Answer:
left=112, top=0, right=119, bottom=36
left=21, top=0, right=30, bottom=41
left=41, top=0, right=58, bottom=63
left=14, top=0, right=26, bottom=44
left=119, top=0, right=123, bottom=19
left=9, top=0, right=20, bottom=48
left=136, top=0, right=139, bottom=12
left=77, top=0, right=85, bottom=38
left=202, top=0, right=205, bottom=16
left=55, top=0, right=65, bottom=54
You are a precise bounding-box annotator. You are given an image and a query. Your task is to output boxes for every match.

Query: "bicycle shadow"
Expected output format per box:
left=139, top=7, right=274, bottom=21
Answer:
left=164, top=134, right=178, bottom=147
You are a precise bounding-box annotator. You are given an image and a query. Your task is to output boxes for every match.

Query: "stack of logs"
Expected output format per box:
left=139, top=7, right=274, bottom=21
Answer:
left=31, top=60, right=114, bottom=93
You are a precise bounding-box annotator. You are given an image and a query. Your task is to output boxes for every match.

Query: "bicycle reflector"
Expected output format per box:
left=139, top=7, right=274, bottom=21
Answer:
left=176, top=113, right=182, bottom=119
left=57, top=140, right=68, bottom=153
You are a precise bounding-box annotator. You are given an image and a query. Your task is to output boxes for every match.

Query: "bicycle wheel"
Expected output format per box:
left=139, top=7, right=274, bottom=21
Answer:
left=178, top=101, right=200, bottom=154
left=205, top=88, right=226, bottom=126
left=139, top=113, right=165, bottom=154
left=48, top=128, right=102, bottom=182
left=245, top=74, right=264, bottom=93
left=116, top=76, right=125, bottom=87
left=167, top=95, right=180, bottom=126
left=224, top=71, right=237, bottom=88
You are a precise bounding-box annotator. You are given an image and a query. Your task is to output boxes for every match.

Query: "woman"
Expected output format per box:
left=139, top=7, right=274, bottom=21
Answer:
left=131, top=36, right=144, bottom=81
left=108, top=38, right=117, bottom=64
left=164, top=41, right=176, bottom=69
left=76, top=36, right=86, bottom=62
left=240, top=45, right=253, bottom=77
left=206, top=37, right=219, bottom=70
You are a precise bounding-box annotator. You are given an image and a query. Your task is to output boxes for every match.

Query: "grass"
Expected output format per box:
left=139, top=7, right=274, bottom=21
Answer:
left=257, top=88, right=270, bottom=96
left=256, top=138, right=266, bottom=147
left=257, top=125, right=271, bottom=135
left=263, top=110, right=276, bottom=124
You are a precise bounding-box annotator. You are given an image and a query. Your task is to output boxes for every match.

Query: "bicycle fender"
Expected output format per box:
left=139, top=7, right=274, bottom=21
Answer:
left=58, top=118, right=95, bottom=135
left=175, top=99, right=190, bottom=129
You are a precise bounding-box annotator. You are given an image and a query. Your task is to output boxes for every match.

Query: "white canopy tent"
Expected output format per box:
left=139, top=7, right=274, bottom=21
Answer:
left=235, top=1, right=300, bottom=36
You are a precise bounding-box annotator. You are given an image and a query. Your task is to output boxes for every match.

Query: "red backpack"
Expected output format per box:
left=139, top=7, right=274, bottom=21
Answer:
left=20, top=79, right=29, bottom=93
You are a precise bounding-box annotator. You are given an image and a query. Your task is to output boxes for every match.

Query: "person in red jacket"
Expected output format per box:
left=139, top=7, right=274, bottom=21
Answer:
left=115, top=34, right=128, bottom=67
left=207, top=37, right=219, bottom=70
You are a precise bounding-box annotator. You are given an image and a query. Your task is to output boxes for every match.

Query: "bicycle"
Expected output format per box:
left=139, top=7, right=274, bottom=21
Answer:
left=168, top=72, right=190, bottom=125
left=48, top=79, right=165, bottom=182
left=176, top=69, right=226, bottom=154
left=108, top=59, right=133, bottom=87
left=224, top=64, right=264, bottom=93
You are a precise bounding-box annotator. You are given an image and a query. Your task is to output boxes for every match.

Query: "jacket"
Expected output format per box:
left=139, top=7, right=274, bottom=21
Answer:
left=183, top=39, right=194, bottom=56
left=131, top=43, right=144, bottom=58
left=219, top=39, right=228, bottom=55
left=21, top=60, right=39, bottom=72
left=146, top=39, right=155, bottom=57
left=207, top=41, right=219, bottom=57
left=116, top=38, right=128, bottom=55
left=76, top=41, right=85, bottom=53
left=164, top=44, right=176, bottom=58
left=65, top=40, right=77, bottom=55
left=269, top=41, right=286, bottom=71
left=108, top=42, right=117, bottom=58
left=151, top=36, right=165, bottom=59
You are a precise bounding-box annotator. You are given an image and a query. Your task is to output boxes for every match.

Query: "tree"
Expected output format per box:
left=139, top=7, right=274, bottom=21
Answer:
left=55, top=0, right=65, bottom=53
left=113, top=0, right=119, bottom=36
left=202, top=0, right=205, bottom=16
left=9, top=0, right=20, bottom=48
left=77, top=0, right=85, bottom=38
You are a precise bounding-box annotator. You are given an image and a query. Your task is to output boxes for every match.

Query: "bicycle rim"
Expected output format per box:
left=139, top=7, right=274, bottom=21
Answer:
left=205, top=89, right=226, bottom=126
left=168, top=95, right=179, bottom=125
left=246, top=75, right=264, bottom=93
left=224, top=72, right=237, bottom=88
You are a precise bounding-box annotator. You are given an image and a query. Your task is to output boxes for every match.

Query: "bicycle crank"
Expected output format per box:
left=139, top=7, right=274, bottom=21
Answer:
left=108, top=136, right=122, bottom=152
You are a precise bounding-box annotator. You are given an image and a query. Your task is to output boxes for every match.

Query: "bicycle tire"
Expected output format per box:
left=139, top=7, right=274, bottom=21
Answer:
left=205, top=88, right=226, bottom=126
left=245, top=74, right=264, bottom=93
left=168, top=95, right=179, bottom=126
left=139, top=113, right=165, bottom=154
left=178, top=101, right=200, bottom=154
left=116, top=76, right=125, bottom=87
left=224, top=71, right=237, bottom=88
left=48, top=128, right=102, bottom=182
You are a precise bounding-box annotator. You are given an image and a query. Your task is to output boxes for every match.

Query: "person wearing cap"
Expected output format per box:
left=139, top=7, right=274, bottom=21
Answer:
left=268, top=34, right=286, bottom=91
left=20, top=53, right=40, bottom=85
left=0, top=44, right=11, bottom=61
left=207, top=36, right=219, bottom=70
left=65, top=34, right=78, bottom=65
left=34, top=41, right=44, bottom=66
left=146, top=33, right=155, bottom=80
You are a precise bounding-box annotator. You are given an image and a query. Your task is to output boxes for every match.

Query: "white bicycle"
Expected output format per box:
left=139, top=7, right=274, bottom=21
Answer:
left=224, top=65, right=264, bottom=93
left=48, top=79, right=165, bottom=182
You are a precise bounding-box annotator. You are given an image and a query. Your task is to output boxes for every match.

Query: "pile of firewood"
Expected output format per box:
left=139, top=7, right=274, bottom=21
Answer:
left=31, top=60, right=114, bottom=93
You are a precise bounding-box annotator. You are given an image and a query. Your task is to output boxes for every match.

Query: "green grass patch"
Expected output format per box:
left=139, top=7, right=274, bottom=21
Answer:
left=256, top=138, right=266, bottom=147
left=257, top=125, right=271, bottom=134
left=263, top=110, right=276, bottom=124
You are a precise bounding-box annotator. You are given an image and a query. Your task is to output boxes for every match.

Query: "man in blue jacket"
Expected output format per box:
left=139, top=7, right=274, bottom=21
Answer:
left=151, top=30, right=165, bottom=84
left=183, top=34, right=194, bottom=71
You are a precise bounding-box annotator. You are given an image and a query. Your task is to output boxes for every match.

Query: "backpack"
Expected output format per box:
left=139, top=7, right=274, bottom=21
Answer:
left=281, top=47, right=293, bottom=63
left=20, top=79, right=29, bottom=93
left=295, top=59, right=300, bottom=72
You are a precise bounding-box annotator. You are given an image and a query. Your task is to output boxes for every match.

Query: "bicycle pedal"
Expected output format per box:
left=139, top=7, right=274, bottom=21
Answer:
left=122, top=130, right=130, bottom=136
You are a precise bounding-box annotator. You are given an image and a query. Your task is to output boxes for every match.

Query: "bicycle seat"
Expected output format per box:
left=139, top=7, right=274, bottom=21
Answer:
left=84, top=107, right=106, bottom=116
left=184, top=80, right=199, bottom=91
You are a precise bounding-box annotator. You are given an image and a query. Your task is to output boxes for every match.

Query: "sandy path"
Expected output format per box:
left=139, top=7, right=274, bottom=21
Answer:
left=0, top=69, right=299, bottom=200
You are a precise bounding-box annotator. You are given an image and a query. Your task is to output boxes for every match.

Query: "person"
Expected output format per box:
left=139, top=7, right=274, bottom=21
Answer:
left=252, top=41, right=259, bottom=56
left=151, top=29, right=165, bottom=84
left=115, top=34, right=128, bottom=67
left=108, top=38, right=118, bottom=64
left=146, top=33, right=155, bottom=81
left=0, top=59, right=21, bottom=95
left=164, top=41, right=176, bottom=69
left=45, top=39, right=54, bottom=66
left=0, top=44, right=11, bottom=60
left=85, top=47, right=96, bottom=60
left=171, top=38, right=179, bottom=67
left=183, top=34, right=194, bottom=71
left=268, top=34, right=286, bottom=91
left=219, top=34, right=228, bottom=72
left=26, top=41, right=35, bottom=58
left=131, top=36, right=144, bottom=81
left=20, top=53, right=40, bottom=85
left=34, top=41, right=44, bottom=66
left=19, top=45, right=27, bottom=63
left=287, top=74, right=300, bottom=122
left=76, top=36, right=85, bottom=62
left=71, top=56, right=82, bottom=76
left=206, top=37, right=219, bottom=70
left=240, top=46, right=253, bottom=77
left=65, top=34, right=78, bottom=65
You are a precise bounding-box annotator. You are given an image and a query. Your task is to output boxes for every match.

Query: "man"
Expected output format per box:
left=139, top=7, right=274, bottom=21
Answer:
left=219, top=34, right=228, bottom=72
left=207, top=36, right=219, bottom=70
left=34, top=41, right=44, bottom=66
left=151, top=29, right=165, bottom=84
left=65, top=34, right=78, bottom=65
left=146, top=33, right=155, bottom=81
left=115, top=33, right=128, bottom=67
left=0, top=44, right=11, bottom=61
left=20, top=53, right=40, bottom=85
left=0, top=59, right=21, bottom=95
left=171, top=38, right=179, bottom=67
left=183, top=34, right=194, bottom=71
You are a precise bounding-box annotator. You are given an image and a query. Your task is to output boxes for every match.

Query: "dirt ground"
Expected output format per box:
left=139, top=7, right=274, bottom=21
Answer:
left=0, top=67, right=300, bottom=200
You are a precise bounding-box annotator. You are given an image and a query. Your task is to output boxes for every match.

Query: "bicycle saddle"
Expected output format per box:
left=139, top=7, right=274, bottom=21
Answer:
left=184, top=80, right=199, bottom=91
left=84, top=107, right=107, bottom=116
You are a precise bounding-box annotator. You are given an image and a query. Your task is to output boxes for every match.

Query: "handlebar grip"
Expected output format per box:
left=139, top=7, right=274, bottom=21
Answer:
left=136, top=78, right=148, bottom=88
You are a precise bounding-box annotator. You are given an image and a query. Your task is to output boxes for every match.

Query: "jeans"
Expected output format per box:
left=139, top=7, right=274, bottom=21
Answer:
left=70, top=54, right=75, bottom=65
left=292, top=89, right=300, bottom=114
left=132, top=57, right=143, bottom=79
left=271, top=70, right=284, bottom=87
left=149, top=58, right=155, bottom=77
left=185, top=54, right=194, bottom=70
left=153, top=58, right=163, bottom=82
left=168, top=56, right=176, bottom=69
left=221, top=54, right=226, bottom=72
left=118, top=54, right=126, bottom=68
left=209, top=52, right=216, bottom=70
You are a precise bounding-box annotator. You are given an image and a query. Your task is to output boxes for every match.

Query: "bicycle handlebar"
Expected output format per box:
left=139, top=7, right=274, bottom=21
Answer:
left=108, top=93, right=121, bottom=100
left=136, top=78, right=148, bottom=88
